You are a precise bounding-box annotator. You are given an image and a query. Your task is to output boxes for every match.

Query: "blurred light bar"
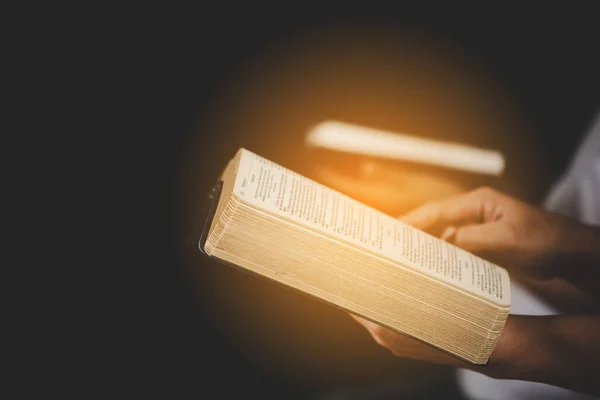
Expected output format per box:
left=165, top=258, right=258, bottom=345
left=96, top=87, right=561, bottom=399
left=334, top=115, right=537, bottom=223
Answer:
left=306, top=121, right=505, bottom=176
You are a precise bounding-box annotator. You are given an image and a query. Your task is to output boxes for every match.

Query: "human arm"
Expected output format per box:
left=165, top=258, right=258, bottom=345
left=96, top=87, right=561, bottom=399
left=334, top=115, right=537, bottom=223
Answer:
left=351, top=187, right=600, bottom=394
left=402, top=187, right=600, bottom=308
left=352, top=313, right=600, bottom=396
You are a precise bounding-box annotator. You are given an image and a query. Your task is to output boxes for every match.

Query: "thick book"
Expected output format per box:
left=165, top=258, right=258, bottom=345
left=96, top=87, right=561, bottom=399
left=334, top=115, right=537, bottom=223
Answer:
left=305, top=120, right=505, bottom=176
left=198, top=148, right=511, bottom=364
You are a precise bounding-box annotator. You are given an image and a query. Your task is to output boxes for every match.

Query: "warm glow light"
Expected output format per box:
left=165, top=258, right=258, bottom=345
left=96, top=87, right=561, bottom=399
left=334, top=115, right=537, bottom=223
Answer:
left=178, top=23, right=541, bottom=386
left=306, top=120, right=506, bottom=176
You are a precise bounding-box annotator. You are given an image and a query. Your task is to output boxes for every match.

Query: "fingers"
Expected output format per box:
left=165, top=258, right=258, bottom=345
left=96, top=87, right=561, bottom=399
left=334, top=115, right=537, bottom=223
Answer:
left=400, top=187, right=497, bottom=232
left=349, top=314, right=395, bottom=348
left=435, top=221, right=513, bottom=269
left=349, top=313, right=466, bottom=366
left=440, top=225, right=457, bottom=241
left=350, top=314, right=379, bottom=332
left=450, top=222, right=509, bottom=255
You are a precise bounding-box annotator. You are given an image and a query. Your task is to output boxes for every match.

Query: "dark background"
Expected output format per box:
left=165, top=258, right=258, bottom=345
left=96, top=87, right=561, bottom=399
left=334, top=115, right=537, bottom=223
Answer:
left=92, top=6, right=600, bottom=398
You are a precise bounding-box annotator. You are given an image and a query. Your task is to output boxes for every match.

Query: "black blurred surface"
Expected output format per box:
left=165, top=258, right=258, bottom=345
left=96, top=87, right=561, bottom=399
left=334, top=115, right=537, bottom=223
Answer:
left=91, top=6, right=600, bottom=398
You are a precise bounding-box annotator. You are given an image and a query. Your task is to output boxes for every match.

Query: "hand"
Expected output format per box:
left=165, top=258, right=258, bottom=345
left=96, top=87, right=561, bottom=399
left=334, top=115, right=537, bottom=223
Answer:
left=401, top=187, right=600, bottom=282
left=349, top=314, right=477, bottom=368
left=350, top=187, right=600, bottom=395
left=352, top=312, right=600, bottom=396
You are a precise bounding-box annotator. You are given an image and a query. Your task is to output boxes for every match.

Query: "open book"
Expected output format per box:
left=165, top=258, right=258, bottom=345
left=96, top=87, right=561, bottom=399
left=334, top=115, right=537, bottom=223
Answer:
left=306, top=120, right=506, bottom=176
left=199, top=148, right=511, bottom=364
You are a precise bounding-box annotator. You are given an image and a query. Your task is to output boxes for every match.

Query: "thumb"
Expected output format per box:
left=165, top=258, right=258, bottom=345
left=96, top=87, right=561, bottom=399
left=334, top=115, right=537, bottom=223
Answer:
left=400, top=187, right=496, bottom=233
left=446, top=222, right=509, bottom=256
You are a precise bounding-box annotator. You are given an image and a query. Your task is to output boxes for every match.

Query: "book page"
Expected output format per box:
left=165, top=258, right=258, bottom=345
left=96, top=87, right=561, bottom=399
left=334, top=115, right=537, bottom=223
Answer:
left=233, top=149, right=510, bottom=307
left=306, top=121, right=505, bottom=176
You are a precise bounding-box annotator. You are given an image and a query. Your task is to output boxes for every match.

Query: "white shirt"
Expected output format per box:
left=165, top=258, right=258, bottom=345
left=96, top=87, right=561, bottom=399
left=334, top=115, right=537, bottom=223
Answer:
left=458, top=112, right=600, bottom=400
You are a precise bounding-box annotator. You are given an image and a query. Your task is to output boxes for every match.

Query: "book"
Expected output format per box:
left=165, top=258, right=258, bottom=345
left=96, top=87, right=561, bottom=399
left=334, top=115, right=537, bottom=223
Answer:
left=198, top=148, right=511, bottom=364
left=305, top=120, right=505, bottom=176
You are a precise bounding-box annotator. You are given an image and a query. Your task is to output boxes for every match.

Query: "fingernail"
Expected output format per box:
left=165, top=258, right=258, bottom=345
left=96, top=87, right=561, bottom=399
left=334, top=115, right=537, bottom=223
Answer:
left=441, top=226, right=457, bottom=242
